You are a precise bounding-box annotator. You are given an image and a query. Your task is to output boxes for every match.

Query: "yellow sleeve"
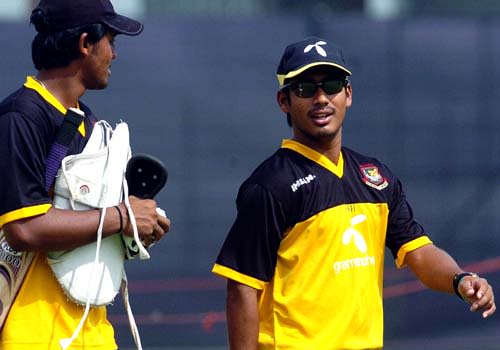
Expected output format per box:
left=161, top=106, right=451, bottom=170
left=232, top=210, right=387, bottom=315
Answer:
left=0, top=204, right=52, bottom=228
left=395, top=235, right=433, bottom=268
left=212, top=263, right=267, bottom=290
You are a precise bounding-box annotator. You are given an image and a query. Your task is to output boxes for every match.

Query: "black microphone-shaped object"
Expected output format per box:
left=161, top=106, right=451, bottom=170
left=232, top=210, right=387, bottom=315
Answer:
left=125, top=153, right=168, bottom=199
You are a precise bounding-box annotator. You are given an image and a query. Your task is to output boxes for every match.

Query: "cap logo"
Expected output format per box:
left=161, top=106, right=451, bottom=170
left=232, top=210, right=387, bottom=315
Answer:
left=304, top=41, right=327, bottom=57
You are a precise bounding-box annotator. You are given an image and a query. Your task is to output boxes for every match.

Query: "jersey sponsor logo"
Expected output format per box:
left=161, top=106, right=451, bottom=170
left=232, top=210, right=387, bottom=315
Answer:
left=342, top=214, right=368, bottom=253
left=290, top=174, right=317, bottom=192
left=333, top=255, right=375, bottom=274
left=360, top=164, right=388, bottom=190
left=333, top=214, right=376, bottom=274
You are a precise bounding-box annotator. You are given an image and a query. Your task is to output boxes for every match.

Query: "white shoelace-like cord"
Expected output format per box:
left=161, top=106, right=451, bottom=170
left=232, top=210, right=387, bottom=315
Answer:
left=59, top=205, right=107, bottom=349
left=59, top=178, right=147, bottom=350
left=123, top=177, right=150, bottom=260
left=121, top=179, right=145, bottom=349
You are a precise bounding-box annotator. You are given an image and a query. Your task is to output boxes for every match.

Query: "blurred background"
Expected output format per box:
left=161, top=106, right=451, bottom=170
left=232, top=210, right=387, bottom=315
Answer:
left=1, top=0, right=500, bottom=349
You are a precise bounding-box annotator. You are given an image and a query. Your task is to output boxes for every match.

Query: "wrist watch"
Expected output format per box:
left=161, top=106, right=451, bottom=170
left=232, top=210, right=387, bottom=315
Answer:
left=453, top=272, right=479, bottom=300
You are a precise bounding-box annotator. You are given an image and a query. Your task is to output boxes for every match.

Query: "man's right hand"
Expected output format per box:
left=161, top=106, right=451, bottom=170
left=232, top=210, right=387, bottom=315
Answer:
left=119, top=196, right=171, bottom=246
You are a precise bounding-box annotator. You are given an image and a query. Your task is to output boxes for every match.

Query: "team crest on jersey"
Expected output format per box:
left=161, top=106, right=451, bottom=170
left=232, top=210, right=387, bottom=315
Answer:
left=360, top=164, right=388, bottom=190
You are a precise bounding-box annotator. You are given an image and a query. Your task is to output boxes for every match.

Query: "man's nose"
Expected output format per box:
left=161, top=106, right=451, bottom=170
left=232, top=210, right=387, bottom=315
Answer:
left=312, top=87, right=330, bottom=104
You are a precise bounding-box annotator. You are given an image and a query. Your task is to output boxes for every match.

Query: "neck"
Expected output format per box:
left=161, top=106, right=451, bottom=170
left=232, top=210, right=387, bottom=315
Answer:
left=36, top=66, right=85, bottom=109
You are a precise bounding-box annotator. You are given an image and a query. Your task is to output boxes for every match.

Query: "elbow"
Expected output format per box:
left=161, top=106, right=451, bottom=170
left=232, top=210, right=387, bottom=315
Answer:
left=3, top=223, right=37, bottom=252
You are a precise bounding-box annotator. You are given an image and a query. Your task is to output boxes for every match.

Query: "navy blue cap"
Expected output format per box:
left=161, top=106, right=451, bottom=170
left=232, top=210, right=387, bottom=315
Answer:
left=33, top=0, right=143, bottom=36
left=277, top=37, right=351, bottom=86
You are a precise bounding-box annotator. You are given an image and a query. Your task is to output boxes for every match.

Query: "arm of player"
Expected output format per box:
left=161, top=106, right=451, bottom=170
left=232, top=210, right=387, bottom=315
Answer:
left=404, top=244, right=495, bottom=318
left=4, top=196, right=169, bottom=252
left=226, top=279, right=260, bottom=350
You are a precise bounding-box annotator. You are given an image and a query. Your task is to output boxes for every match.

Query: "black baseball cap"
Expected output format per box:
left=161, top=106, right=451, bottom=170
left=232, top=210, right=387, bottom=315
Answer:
left=276, top=37, right=351, bottom=86
left=33, top=0, right=143, bottom=36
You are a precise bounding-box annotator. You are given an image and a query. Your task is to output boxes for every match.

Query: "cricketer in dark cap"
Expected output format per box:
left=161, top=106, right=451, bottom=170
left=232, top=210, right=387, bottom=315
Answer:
left=212, top=36, right=495, bottom=350
left=33, top=0, right=143, bottom=35
left=0, top=1, right=170, bottom=349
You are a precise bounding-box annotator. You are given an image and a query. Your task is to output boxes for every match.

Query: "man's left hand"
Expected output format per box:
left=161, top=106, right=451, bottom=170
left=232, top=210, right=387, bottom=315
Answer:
left=459, top=275, right=496, bottom=318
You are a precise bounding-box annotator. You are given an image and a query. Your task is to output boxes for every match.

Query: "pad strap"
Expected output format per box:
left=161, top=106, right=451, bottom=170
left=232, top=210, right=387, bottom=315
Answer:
left=45, top=108, right=85, bottom=191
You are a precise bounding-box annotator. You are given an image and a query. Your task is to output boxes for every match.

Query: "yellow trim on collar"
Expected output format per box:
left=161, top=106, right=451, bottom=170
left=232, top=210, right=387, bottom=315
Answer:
left=281, top=139, right=344, bottom=178
left=24, top=76, right=86, bottom=137
left=0, top=204, right=52, bottom=228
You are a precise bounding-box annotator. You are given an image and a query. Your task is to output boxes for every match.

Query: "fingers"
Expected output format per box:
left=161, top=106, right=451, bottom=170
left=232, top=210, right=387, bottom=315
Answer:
left=122, top=196, right=171, bottom=246
left=470, top=295, right=496, bottom=318
left=148, top=219, right=169, bottom=245
left=461, top=277, right=496, bottom=318
left=146, top=209, right=170, bottom=245
left=158, top=214, right=171, bottom=234
left=478, top=299, right=496, bottom=319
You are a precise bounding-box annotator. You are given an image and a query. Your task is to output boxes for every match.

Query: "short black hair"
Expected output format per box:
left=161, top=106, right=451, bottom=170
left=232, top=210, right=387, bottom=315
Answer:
left=30, top=8, right=109, bottom=70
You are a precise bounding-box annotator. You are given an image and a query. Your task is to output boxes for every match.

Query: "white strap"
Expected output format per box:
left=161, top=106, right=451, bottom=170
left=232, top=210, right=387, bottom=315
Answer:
left=119, top=175, right=145, bottom=349
left=123, top=179, right=150, bottom=260
left=81, top=120, right=113, bottom=155
left=60, top=158, right=76, bottom=210
left=59, top=197, right=146, bottom=350
left=57, top=121, right=146, bottom=349
left=121, top=276, right=143, bottom=350
left=59, top=206, right=107, bottom=350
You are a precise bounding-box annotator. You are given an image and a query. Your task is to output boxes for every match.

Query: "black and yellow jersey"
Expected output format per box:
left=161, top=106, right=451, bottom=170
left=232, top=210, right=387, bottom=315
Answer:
left=0, top=77, right=116, bottom=349
left=0, top=76, right=94, bottom=227
left=213, top=139, right=432, bottom=350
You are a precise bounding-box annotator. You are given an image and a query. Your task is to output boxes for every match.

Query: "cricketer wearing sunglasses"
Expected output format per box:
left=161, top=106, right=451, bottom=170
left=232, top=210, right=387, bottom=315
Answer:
left=212, top=37, right=495, bottom=350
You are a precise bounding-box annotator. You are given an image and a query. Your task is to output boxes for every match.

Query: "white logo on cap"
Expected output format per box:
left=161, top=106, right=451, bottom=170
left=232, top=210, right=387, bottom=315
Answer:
left=304, top=41, right=327, bottom=57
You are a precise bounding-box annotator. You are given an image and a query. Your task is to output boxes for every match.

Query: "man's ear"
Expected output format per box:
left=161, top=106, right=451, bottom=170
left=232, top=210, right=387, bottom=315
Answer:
left=277, top=90, right=290, bottom=113
left=78, top=32, right=90, bottom=56
left=345, top=83, right=353, bottom=108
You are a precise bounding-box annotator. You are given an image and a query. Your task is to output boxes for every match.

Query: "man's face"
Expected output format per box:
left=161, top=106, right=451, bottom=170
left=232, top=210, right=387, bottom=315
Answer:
left=277, top=67, right=352, bottom=149
left=82, top=31, right=117, bottom=90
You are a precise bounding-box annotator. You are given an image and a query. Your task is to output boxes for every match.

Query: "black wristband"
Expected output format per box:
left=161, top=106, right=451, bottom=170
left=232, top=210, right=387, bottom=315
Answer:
left=114, top=205, right=123, bottom=233
left=453, top=272, right=478, bottom=300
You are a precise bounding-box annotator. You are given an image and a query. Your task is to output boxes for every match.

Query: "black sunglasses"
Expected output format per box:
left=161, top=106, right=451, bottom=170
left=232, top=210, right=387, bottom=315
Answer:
left=283, top=79, right=348, bottom=98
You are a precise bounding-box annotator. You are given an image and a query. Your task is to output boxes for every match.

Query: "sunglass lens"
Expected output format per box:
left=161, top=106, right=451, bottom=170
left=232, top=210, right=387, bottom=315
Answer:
left=292, top=82, right=317, bottom=98
left=289, top=80, right=345, bottom=97
left=322, top=80, right=344, bottom=94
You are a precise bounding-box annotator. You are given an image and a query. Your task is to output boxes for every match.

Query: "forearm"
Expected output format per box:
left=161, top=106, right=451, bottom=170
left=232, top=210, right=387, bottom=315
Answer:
left=227, top=280, right=259, bottom=350
left=404, top=244, right=462, bottom=293
left=4, top=196, right=170, bottom=253
left=405, top=243, right=496, bottom=317
left=3, top=206, right=122, bottom=252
